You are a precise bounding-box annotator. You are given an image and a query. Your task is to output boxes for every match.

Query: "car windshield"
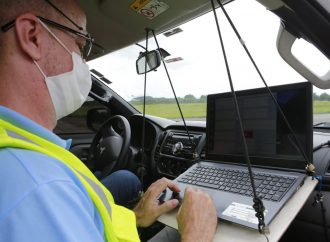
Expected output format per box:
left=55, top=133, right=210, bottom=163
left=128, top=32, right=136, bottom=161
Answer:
left=88, top=0, right=330, bottom=124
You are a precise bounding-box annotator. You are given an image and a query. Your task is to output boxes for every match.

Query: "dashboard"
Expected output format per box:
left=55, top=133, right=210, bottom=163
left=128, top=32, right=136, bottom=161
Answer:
left=129, top=114, right=330, bottom=185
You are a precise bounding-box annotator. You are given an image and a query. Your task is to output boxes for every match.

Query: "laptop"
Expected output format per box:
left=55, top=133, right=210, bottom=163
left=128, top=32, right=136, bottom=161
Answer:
left=168, top=82, right=313, bottom=229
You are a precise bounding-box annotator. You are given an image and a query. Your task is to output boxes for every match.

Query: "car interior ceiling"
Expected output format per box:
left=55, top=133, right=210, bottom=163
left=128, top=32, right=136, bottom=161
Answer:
left=78, top=0, right=233, bottom=60
left=79, top=0, right=330, bottom=63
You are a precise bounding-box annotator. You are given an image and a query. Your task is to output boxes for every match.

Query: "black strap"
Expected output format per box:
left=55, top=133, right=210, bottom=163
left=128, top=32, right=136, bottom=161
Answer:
left=209, top=0, right=268, bottom=234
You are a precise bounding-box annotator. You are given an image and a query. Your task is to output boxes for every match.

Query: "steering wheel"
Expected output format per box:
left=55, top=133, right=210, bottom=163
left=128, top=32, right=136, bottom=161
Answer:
left=88, top=115, right=131, bottom=179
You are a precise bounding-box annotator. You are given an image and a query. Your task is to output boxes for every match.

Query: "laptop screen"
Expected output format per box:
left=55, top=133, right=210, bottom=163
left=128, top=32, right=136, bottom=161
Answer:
left=206, top=82, right=313, bottom=170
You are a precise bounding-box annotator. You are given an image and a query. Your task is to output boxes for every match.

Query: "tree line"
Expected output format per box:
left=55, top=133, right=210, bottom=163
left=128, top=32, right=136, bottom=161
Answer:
left=314, top=93, right=330, bottom=101
left=130, top=93, right=330, bottom=104
left=130, top=94, right=207, bottom=104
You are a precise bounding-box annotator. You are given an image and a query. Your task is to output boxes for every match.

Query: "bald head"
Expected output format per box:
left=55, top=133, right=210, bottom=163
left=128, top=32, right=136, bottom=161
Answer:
left=0, top=0, right=83, bottom=23
left=0, top=0, right=85, bottom=50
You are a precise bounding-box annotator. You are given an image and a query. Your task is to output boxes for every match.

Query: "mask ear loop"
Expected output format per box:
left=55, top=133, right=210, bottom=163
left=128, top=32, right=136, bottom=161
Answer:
left=33, top=60, right=47, bottom=79
left=37, top=18, right=71, bottom=55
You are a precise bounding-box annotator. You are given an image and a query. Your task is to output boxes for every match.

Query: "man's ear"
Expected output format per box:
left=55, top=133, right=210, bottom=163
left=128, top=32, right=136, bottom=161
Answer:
left=15, top=13, right=43, bottom=61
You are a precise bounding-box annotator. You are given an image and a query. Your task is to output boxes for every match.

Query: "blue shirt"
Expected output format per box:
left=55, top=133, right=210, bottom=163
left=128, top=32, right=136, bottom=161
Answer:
left=0, top=106, right=104, bottom=242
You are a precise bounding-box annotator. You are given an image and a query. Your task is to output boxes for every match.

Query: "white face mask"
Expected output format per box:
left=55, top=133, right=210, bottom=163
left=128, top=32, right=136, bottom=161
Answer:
left=34, top=20, right=92, bottom=121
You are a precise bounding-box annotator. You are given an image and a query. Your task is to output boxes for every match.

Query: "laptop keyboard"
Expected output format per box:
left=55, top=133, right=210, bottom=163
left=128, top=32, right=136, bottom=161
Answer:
left=178, top=165, right=296, bottom=202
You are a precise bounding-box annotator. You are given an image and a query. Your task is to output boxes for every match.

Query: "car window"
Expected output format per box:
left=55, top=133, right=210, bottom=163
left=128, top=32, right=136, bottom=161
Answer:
left=54, top=98, right=103, bottom=134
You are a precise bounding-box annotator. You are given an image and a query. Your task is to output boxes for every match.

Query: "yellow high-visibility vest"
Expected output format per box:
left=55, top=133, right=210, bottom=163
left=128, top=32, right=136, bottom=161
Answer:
left=0, top=119, right=140, bottom=242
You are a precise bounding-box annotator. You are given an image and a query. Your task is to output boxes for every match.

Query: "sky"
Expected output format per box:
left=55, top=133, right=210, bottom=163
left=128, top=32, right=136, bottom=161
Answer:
left=88, top=0, right=330, bottom=101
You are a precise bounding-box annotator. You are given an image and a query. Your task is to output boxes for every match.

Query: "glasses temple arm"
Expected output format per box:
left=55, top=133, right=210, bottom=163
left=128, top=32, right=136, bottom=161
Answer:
left=1, top=20, right=15, bottom=32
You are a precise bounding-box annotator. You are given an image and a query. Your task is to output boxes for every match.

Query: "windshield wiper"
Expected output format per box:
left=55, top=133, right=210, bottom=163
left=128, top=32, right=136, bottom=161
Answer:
left=314, top=122, right=330, bottom=128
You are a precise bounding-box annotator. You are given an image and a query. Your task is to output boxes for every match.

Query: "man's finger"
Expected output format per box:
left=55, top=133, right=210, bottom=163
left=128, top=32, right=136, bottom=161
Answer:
left=167, top=181, right=181, bottom=193
left=149, top=178, right=180, bottom=197
left=157, top=199, right=180, bottom=216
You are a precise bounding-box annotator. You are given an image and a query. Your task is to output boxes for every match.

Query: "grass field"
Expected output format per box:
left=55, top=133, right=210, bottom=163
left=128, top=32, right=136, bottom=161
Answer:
left=314, top=101, right=330, bottom=113
left=132, top=101, right=330, bottom=119
left=133, top=103, right=206, bottom=119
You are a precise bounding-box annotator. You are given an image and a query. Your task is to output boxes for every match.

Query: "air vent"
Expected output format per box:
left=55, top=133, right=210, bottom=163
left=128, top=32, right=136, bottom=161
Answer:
left=154, top=132, right=167, bottom=163
left=91, top=69, right=112, bottom=84
left=200, top=146, right=206, bottom=160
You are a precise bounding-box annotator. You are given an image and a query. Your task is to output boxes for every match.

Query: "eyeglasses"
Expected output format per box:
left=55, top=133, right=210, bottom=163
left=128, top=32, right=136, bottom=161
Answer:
left=0, top=0, right=102, bottom=59
left=1, top=16, right=94, bottom=59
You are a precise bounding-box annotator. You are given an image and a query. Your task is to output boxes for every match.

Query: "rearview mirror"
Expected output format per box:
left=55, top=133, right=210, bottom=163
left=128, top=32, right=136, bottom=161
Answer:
left=136, top=50, right=161, bottom=74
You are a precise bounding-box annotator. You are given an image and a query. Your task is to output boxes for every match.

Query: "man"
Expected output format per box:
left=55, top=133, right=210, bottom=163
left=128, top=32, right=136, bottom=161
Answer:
left=0, top=0, right=217, bottom=241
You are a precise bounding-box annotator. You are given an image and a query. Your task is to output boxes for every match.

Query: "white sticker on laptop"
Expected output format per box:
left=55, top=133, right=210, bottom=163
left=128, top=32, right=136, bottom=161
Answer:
left=222, top=202, right=267, bottom=224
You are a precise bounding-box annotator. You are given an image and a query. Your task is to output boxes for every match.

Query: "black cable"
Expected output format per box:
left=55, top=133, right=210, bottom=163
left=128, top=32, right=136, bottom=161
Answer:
left=210, top=0, right=266, bottom=233
left=139, top=29, right=150, bottom=189
left=135, top=43, right=146, bottom=50
left=215, top=0, right=313, bottom=170
left=150, top=29, right=194, bottom=146
left=263, top=233, right=270, bottom=242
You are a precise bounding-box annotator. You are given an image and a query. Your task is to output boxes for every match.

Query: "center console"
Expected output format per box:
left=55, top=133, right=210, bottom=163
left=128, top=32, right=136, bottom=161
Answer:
left=155, top=130, right=206, bottom=177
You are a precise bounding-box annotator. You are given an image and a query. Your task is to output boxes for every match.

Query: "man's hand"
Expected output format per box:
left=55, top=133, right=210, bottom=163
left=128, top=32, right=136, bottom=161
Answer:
left=177, top=187, right=217, bottom=242
left=133, top=178, right=180, bottom=227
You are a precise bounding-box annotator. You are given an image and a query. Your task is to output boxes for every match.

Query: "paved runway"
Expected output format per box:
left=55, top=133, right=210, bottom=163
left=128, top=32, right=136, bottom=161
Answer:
left=313, top=113, right=330, bottom=125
